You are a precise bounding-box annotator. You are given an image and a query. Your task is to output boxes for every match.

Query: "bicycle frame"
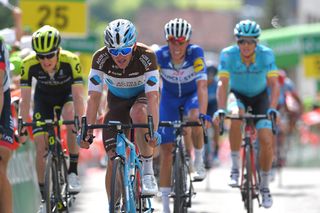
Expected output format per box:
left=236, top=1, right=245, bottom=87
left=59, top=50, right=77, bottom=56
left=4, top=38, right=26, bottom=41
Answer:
left=240, top=118, right=260, bottom=212
left=80, top=117, right=154, bottom=213
left=220, top=112, right=276, bottom=213
left=159, top=114, right=203, bottom=212
left=18, top=115, right=79, bottom=213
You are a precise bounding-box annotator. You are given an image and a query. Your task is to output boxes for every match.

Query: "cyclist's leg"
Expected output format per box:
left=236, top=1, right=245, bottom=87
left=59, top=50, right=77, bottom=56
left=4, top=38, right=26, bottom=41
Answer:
left=207, top=100, right=220, bottom=166
left=254, top=90, right=273, bottom=208
left=0, top=96, right=14, bottom=213
left=158, top=92, right=181, bottom=212
left=62, top=99, right=82, bottom=193
left=130, top=95, right=159, bottom=195
left=103, top=92, right=132, bottom=199
left=0, top=146, right=12, bottom=213
left=185, top=92, right=206, bottom=180
left=159, top=142, right=174, bottom=213
left=33, top=93, right=54, bottom=201
left=227, top=92, right=244, bottom=186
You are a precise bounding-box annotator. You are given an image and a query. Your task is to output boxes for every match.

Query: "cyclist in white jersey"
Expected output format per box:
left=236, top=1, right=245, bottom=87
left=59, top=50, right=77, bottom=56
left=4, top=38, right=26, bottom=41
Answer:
left=79, top=19, right=161, bottom=200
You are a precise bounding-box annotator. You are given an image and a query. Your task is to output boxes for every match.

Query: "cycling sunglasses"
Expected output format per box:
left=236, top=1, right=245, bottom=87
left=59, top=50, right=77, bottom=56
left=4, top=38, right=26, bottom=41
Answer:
left=167, top=35, right=188, bottom=45
left=237, top=38, right=257, bottom=45
left=108, top=46, right=134, bottom=57
left=37, top=51, right=57, bottom=60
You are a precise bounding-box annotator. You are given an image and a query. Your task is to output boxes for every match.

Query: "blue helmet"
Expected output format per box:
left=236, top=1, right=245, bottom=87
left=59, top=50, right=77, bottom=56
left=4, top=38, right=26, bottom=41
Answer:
left=104, top=19, right=137, bottom=48
left=234, top=20, right=261, bottom=38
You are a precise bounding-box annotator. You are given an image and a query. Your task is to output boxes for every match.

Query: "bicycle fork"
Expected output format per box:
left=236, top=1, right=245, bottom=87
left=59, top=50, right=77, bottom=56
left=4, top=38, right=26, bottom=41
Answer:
left=240, top=129, right=260, bottom=206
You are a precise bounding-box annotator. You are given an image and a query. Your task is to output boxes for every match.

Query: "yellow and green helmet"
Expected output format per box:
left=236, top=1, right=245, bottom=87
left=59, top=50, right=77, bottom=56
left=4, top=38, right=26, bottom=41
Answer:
left=32, top=25, right=61, bottom=54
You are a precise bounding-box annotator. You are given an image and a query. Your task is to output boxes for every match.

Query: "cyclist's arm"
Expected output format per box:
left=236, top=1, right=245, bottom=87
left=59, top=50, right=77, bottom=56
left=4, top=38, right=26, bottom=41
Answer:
left=0, top=70, right=4, bottom=115
left=69, top=54, right=85, bottom=117
left=86, top=90, right=101, bottom=128
left=72, top=84, right=85, bottom=117
left=19, top=87, right=32, bottom=122
left=146, top=91, right=159, bottom=131
left=197, top=79, right=208, bottom=115
left=87, top=68, right=104, bottom=128
left=216, top=76, right=229, bottom=110
left=145, top=69, right=160, bottom=131
left=267, top=75, right=280, bottom=109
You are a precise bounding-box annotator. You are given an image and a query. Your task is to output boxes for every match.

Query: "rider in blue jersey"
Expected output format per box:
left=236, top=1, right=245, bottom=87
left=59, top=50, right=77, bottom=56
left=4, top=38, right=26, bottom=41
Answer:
left=214, top=20, right=280, bottom=209
left=155, top=18, right=208, bottom=213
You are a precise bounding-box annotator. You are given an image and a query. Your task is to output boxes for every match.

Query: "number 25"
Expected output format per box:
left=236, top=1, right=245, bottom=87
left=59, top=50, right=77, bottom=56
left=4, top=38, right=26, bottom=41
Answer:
left=38, top=5, right=68, bottom=29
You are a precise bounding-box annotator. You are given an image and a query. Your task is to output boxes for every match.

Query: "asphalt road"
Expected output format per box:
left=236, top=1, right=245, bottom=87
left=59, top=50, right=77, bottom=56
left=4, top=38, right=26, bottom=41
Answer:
left=69, top=165, right=320, bottom=213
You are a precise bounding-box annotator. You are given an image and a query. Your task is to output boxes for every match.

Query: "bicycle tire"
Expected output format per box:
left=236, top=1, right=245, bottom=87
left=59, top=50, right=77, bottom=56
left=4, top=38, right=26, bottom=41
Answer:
left=245, top=143, right=253, bottom=213
left=135, top=165, right=152, bottom=213
left=109, top=157, right=126, bottom=213
left=173, top=147, right=188, bottom=213
left=56, top=151, right=69, bottom=212
left=44, top=152, right=58, bottom=213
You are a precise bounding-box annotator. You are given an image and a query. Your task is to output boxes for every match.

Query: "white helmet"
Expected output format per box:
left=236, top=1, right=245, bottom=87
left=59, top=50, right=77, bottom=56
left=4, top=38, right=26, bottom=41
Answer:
left=164, top=18, right=192, bottom=41
left=104, top=19, right=137, bottom=48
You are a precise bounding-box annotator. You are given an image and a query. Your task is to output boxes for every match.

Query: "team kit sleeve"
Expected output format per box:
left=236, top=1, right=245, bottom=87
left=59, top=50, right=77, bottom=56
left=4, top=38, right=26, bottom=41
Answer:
left=70, top=55, right=84, bottom=85
left=143, top=50, right=160, bottom=93
left=87, top=51, right=106, bottom=93
left=265, top=50, right=279, bottom=78
left=192, top=46, right=207, bottom=81
left=217, top=50, right=230, bottom=79
left=20, top=56, right=34, bottom=88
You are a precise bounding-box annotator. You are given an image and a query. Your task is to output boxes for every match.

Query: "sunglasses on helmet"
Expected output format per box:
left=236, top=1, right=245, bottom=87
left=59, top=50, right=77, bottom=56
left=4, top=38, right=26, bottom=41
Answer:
left=167, top=35, right=188, bottom=45
left=237, top=38, right=257, bottom=45
left=36, top=51, right=57, bottom=60
left=108, top=46, right=134, bottom=57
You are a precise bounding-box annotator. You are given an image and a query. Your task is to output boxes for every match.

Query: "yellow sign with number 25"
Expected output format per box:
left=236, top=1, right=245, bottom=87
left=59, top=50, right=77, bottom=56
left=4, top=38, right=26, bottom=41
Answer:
left=20, top=0, right=87, bottom=36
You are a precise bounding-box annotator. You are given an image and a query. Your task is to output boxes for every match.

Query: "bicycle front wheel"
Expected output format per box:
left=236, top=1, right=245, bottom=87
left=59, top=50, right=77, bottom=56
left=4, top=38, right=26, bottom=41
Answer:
left=57, top=152, right=69, bottom=212
left=44, top=152, right=58, bottom=213
left=173, top=148, right=188, bottom=213
left=244, top=143, right=253, bottom=213
left=109, top=156, right=126, bottom=213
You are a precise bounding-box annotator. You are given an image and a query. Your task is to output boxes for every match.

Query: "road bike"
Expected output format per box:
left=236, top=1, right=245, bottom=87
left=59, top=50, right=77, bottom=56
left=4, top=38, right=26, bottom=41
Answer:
left=159, top=107, right=206, bottom=213
left=18, top=108, right=79, bottom=213
left=219, top=110, right=276, bottom=213
left=79, top=115, right=155, bottom=213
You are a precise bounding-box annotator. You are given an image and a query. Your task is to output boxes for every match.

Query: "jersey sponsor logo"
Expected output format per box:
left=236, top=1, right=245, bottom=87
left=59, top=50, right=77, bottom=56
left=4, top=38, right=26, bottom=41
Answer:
left=146, top=76, right=158, bottom=86
left=193, top=58, right=205, bottom=73
left=90, top=75, right=102, bottom=86
left=75, top=63, right=81, bottom=73
left=1, top=134, right=13, bottom=144
left=96, top=52, right=109, bottom=70
left=105, top=75, right=144, bottom=88
left=139, top=54, right=152, bottom=71
left=21, top=66, right=25, bottom=77
left=108, top=70, right=122, bottom=76
left=161, top=67, right=197, bottom=84
left=38, top=76, right=72, bottom=86
left=128, top=72, right=139, bottom=77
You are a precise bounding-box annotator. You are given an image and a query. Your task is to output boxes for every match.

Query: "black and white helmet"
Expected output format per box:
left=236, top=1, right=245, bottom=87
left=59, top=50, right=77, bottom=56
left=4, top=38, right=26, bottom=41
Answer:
left=104, top=19, right=137, bottom=48
left=164, top=18, right=192, bottom=41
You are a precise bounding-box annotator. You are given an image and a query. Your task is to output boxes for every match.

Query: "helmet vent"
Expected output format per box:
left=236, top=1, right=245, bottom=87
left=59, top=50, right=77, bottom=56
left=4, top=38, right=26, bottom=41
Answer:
left=116, top=32, right=120, bottom=45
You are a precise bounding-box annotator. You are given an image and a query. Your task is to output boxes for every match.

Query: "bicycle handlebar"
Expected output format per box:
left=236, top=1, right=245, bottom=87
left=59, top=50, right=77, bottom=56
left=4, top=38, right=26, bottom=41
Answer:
left=158, top=120, right=201, bottom=128
left=18, top=116, right=80, bottom=136
left=80, top=115, right=154, bottom=144
left=218, top=113, right=277, bottom=135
